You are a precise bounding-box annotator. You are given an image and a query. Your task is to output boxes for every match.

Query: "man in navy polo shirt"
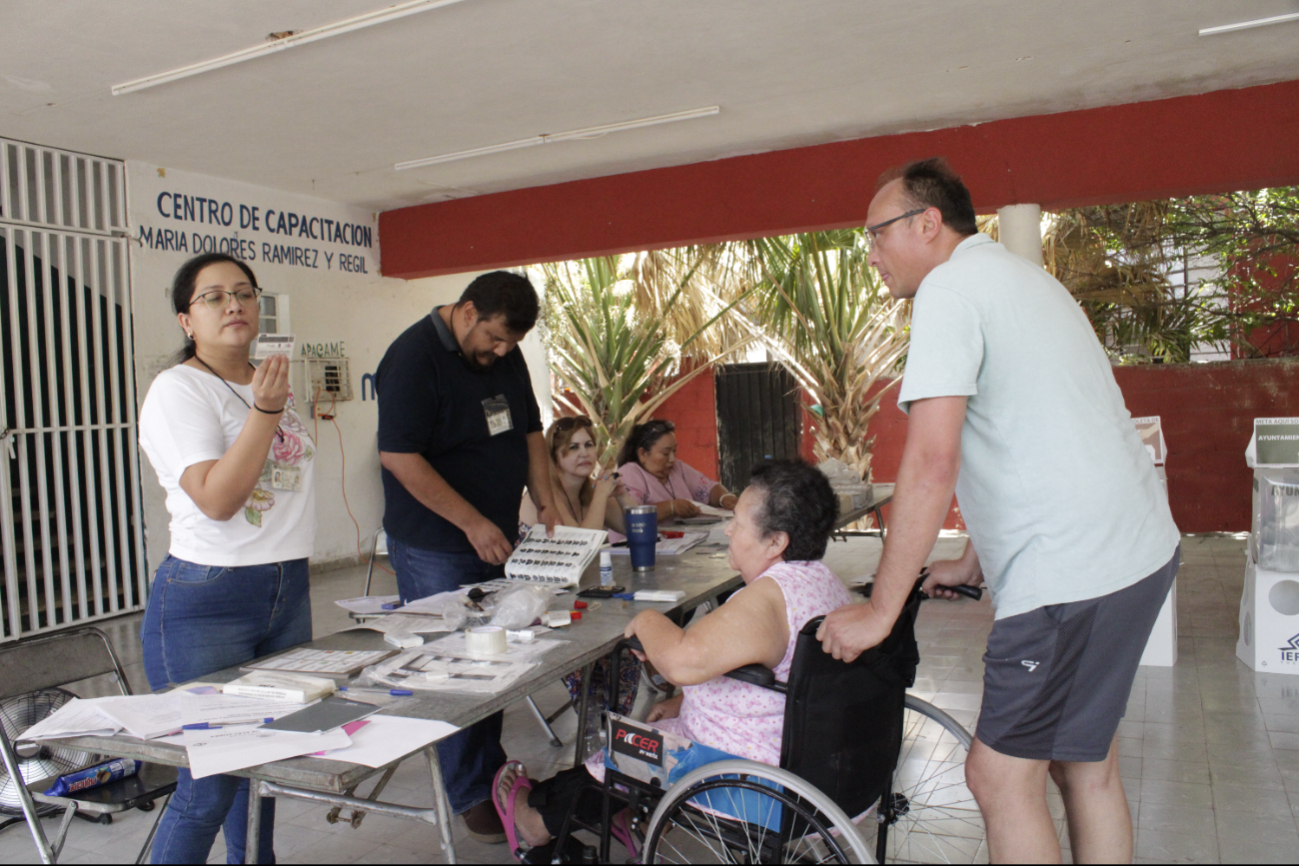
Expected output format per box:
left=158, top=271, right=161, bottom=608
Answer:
left=376, top=270, right=558, bottom=842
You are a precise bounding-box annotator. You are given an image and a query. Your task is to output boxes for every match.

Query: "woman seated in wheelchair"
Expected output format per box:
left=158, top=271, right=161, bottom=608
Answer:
left=494, top=458, right=852, bottom=861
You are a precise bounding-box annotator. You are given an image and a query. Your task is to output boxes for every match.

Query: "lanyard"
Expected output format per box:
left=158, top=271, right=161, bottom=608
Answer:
left=194, top=357, right=284, bottom=443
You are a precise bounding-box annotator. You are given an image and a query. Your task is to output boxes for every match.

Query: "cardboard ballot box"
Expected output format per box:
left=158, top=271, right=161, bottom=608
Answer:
left=1237, top=555, right=1299, bottom=673
left=1238, top=418, right=1299, bottom=674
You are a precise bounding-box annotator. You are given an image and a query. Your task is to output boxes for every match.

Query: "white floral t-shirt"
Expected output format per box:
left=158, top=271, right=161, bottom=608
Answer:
left=139, top=364, right=317, bottom=567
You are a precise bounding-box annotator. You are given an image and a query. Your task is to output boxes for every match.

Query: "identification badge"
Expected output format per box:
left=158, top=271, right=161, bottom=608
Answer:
left=483, top=395, right=513, bottom=437
left=270, top=464, right=302, bottom=491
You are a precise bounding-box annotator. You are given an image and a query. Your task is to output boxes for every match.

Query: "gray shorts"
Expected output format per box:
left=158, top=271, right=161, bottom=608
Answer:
left=975, top=546, right=1180, bottom=762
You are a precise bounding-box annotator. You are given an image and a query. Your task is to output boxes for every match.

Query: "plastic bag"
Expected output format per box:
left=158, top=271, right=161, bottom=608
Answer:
left=489, top=583, right=556, bottom=630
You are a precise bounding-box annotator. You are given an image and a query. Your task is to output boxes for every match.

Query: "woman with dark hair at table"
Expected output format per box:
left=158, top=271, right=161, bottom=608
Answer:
left=492, top=459, right=850, bottom=862
left=617, top=419, right=738, bottom=522
left=137, top=252, right=315, bottom=864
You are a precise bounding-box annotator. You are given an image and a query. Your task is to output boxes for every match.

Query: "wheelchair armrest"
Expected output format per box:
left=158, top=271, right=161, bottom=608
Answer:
left=628, top=637, right=787, bottom=693
left=725, top=663, right=787, bottom=693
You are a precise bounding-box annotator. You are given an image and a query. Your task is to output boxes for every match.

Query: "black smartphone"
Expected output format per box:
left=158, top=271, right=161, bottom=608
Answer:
left=578, top=586, right=624, bottom=598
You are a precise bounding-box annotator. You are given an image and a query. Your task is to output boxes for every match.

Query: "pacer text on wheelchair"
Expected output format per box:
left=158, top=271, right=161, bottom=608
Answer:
left=613, top=721, right=664, bottom=766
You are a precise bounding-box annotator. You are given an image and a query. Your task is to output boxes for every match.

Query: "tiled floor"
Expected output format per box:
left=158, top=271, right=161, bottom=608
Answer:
left=3, top=533, right=1297, bottom=864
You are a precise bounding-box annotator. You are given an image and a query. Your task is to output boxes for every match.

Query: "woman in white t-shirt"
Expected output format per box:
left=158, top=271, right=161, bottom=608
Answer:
left=137, top=252, right=315, bottom=865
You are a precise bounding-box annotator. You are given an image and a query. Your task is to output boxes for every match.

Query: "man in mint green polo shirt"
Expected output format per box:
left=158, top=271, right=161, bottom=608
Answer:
left=818, top=158, right=1179, bottom=863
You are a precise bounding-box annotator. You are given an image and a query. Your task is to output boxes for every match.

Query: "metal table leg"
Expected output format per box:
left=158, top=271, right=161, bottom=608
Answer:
left=525, top=694, right=565, bottom=748
left=572, top=661, right=596, bottom=765
left=425, top=744, right=458, bottom=864
left=244, top=781, right=263, bottom=865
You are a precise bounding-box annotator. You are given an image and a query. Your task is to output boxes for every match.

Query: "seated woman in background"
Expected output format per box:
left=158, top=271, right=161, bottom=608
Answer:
left=520, top=415, right=628, bottom=535
left=520, top=415, right=638, bottom=741
left=493, top=460, right=850, bottom=862
left=617, top=419, right=738, bottom=522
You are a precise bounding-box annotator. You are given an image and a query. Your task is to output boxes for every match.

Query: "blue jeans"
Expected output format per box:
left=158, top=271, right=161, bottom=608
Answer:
left=388, top=538, right=507, bottom=814
left=140, top=555, right=312, bottom=865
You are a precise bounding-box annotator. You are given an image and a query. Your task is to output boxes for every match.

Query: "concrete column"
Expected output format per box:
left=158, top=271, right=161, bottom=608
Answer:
left=996, top=203, right=1044, bottom=267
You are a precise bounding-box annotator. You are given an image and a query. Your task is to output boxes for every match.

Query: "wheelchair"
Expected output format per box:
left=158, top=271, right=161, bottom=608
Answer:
left=545, top=578, right=985, bottom=864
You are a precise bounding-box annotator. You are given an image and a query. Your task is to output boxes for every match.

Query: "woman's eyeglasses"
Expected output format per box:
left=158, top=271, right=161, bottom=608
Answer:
left=190, top=288, right=261, bottom=310
left=554, top=415, right=594, bottom=431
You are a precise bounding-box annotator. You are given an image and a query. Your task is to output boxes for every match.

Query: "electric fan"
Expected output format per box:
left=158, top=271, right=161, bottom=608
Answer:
left=0, top=688, right=103, bottom=817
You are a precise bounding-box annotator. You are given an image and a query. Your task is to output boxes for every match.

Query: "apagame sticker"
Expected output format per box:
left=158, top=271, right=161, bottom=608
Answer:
left=611, top=720, right=664, bottom=766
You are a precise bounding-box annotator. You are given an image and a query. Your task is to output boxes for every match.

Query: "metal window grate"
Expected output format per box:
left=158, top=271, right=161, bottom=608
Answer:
left=0, top=138, right=145, bottom=642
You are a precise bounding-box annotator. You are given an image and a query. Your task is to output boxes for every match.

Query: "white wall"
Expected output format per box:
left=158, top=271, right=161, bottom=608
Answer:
left=127, top=162, right=550, bottom=576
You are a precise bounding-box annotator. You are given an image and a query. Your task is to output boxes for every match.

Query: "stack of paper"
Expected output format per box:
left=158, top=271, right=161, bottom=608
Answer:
left=18, top=698, right=123, bottom=741
left=222, top=671, right=337, bottom=702
left=180, top=692, right=316, bottom=727
left=93, top=694, right=183, bottom=740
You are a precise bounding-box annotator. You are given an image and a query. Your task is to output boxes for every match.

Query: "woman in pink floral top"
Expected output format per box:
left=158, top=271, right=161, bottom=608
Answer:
left=493, top=460, right=851, bottom=861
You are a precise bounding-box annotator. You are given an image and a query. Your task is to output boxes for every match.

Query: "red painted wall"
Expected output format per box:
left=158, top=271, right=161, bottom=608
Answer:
left=627, top=359, right=1299, bottom=533
left=640, top=369, right=720, bottom=481
left=862, top=359, right=1299, bottom=534
left=382, top=79, right=1299, bottom=278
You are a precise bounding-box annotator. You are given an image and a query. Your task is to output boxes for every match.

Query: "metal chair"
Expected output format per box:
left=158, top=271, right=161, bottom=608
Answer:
left=363, top=527, right=390, bottom=596
left=0, top=627, right=178, bottom=865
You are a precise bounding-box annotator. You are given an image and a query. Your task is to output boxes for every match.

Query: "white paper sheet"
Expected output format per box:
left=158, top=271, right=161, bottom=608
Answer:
left=607, top=531, right=707, bottom=556
left=183, top=724, right=352, bottom=779
left=344, top=613, right=450, bottom=636
left=179, top=692, right=318, bottom=727
left=17, top=698, right=121, bottom=740
left=314, top=715, right=459, bottom=767
left=92, top=694, right=183, bottom=740
left=393, top=589, right=462, bottom=616
left=334, top=595, right=402, bottom=615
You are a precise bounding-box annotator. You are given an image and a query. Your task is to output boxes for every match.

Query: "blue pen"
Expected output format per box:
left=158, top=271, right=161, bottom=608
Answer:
left=613, top=592, right=635, bottom=600
left=339, top=687, right=413, bottom=697
left=381, top=603, right=400, bottom=610
left=182, top=719, right=273, bottom=730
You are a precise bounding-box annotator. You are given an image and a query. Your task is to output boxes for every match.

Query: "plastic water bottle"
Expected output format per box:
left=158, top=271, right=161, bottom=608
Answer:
left=599, top=551, right=614, bottom=586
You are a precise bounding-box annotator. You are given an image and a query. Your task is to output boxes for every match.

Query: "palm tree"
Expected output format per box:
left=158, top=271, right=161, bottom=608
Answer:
left=737, top=230, right=910, bottom=484
left=540, top=253, right=752, bottom=470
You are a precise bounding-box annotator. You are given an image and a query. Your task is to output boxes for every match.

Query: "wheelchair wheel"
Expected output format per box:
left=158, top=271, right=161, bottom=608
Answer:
left=641, top=759, right=874, bottom=864
left=871, top=696, right=985, bottom=864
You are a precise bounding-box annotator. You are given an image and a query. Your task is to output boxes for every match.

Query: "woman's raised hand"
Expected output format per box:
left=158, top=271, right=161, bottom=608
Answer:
left=593, top=472, right=619, bottom=498
left=251, top=355, right=290, bottom=413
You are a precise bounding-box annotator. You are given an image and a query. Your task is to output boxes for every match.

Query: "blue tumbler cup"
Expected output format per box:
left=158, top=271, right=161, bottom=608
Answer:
left=626, top=505, right=658, bottom=571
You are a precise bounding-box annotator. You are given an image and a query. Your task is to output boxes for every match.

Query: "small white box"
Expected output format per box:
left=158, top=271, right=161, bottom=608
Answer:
left=1236, top=551, right=1299, bottom=674
left=1138, top=579, right=1178, bottom=667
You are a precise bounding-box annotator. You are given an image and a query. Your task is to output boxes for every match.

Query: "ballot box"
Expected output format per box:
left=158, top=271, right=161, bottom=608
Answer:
left=1237, top=419, right=1299, bottom=674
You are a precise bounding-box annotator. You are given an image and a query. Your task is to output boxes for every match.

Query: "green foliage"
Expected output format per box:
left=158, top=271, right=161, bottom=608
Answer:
left=1044, top=187, right=1299, bottom=362
left=739, top=230, right=910, bottom=480
left=541, top=254, right=751, bottom=469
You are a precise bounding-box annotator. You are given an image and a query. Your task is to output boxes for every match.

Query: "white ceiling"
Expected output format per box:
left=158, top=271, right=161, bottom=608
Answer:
left=3, top=0, right=1297, bottom=212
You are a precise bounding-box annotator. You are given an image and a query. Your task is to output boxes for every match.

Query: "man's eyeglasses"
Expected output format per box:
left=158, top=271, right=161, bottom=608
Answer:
left=190, top=288, right=261, bottom=310
left=865, top=208, right=927, bottom=251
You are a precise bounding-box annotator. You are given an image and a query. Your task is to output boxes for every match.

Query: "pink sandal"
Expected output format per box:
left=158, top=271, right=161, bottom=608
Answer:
left=492, top=761, right=535, bottom=863
left=610, top=808, right=642, bottom=859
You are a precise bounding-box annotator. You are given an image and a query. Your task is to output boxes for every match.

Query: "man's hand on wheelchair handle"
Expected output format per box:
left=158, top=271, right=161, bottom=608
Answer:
left=817, top=600, right=893, bottom=663
left=921, top=547, right=984, bottom=600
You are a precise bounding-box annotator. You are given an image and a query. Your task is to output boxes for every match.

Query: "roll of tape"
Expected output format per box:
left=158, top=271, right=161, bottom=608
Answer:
left=466, top=626, right=508, bottom=655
